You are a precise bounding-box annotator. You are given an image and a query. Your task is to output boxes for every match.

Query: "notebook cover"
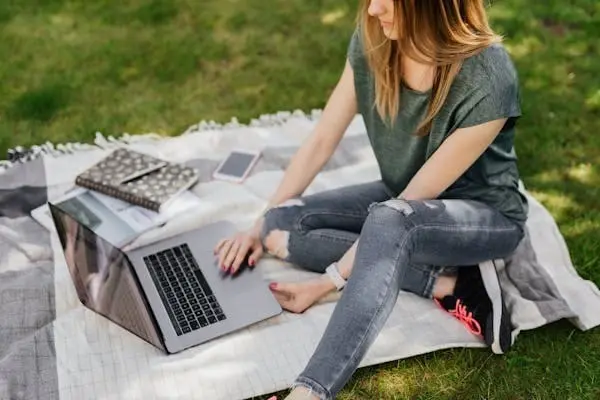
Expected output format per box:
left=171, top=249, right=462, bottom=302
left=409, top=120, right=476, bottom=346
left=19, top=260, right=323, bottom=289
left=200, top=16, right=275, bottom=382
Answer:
left=75, top=148, right=199, bottom=212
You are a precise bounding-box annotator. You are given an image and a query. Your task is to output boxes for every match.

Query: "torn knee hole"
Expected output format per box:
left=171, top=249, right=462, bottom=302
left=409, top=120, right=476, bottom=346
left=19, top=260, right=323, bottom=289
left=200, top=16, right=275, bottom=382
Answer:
left=263, top=229, right=290, bottom=259
left=379, top=199, right=415, bottom=216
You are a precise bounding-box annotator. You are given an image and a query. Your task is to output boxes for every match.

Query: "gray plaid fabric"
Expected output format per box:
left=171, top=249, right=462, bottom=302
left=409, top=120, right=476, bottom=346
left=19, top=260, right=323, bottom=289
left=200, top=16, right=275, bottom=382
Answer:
left=0, top=159, right=58, bottom=400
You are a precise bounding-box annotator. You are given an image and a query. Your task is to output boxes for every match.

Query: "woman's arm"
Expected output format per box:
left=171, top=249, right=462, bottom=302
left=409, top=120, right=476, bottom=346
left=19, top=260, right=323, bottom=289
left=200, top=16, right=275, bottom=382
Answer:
left=316, top=118, right=509, bottom=292
left=262, top=60, right=358, bottom=212
left=399, top=118, right=507, bottom=200
left=217, top=61, right=358, bottom=270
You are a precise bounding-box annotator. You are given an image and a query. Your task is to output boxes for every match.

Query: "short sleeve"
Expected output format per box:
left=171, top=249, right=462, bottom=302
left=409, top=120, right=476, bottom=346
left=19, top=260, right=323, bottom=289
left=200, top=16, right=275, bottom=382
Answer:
left=455, top=47, right=522, bottom=130
left=346, top=27, right=364, bottom=71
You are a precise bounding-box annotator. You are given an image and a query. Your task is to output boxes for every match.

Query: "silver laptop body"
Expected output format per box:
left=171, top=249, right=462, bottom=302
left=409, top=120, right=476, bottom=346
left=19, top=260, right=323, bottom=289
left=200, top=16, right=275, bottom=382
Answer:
left=50, top=203, right=282, bottom=354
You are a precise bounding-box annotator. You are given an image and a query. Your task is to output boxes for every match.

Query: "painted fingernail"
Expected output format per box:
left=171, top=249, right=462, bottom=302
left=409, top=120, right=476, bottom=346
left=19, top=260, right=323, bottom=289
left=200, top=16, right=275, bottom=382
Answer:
left=249, top=259, right=255, bottom=266
left=269, top=283, right=278, bottom=290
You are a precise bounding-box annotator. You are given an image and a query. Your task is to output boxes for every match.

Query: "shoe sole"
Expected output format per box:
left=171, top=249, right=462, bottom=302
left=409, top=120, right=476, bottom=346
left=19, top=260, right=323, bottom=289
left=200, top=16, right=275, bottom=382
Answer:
left=479, top=259, right=512, bottom=354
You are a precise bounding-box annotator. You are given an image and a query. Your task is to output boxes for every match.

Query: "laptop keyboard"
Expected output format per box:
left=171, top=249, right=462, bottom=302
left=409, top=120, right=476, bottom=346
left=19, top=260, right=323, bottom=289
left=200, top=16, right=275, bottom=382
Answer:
left=144, top=244, right=227, bottom=336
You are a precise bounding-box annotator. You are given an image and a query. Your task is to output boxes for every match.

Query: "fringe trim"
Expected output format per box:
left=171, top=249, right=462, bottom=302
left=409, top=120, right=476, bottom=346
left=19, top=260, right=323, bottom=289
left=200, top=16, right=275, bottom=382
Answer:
left=0, top=109, right=323, bottom=172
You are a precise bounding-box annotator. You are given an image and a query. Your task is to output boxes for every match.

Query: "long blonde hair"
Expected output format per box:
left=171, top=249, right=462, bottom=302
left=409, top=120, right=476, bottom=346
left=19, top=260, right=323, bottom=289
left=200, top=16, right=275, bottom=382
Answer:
left=359, top=0, right=501, bottom=135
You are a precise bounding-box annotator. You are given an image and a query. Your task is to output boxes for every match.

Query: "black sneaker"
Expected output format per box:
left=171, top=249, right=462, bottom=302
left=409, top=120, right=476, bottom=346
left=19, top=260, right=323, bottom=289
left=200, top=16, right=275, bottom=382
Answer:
left=435, top=261, right=513, bottom=354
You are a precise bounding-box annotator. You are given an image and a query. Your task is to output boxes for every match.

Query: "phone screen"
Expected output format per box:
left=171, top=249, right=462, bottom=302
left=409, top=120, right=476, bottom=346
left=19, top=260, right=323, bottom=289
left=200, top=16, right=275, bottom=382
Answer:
left=217, top=151, right=257, bottom=178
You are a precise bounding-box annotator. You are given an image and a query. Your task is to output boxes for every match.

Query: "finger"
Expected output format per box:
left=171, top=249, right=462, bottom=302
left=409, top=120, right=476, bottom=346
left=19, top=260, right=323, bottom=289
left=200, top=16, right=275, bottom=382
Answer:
left=214, top=238, right=228, bottom=254
left=217, top=240, right=234, bottom=269
left=230, top=240, right=252, bottom=273
left=248, top=245, right=263, bottom=267
left=223, top=240, right=242, bottom=269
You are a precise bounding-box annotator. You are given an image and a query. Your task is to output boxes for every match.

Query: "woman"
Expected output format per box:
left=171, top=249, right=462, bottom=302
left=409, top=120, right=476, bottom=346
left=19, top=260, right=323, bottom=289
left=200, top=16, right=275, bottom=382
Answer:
left=215, top=0, right=527, bottom=399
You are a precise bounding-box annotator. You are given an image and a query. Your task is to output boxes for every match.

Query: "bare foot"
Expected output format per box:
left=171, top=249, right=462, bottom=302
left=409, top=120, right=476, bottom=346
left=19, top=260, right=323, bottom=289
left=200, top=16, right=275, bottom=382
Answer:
left=269, top=277, right=336, bottom=314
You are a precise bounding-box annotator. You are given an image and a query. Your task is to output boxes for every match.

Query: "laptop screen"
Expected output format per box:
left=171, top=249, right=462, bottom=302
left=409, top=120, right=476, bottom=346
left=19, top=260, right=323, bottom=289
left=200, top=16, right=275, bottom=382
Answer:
left=50, top=203, right=164, bottom=350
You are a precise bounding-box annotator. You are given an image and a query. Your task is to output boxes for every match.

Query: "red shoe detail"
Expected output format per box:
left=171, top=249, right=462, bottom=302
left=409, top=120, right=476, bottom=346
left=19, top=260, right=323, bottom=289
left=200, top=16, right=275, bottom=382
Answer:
left=435, top=298, right=482, bottom=337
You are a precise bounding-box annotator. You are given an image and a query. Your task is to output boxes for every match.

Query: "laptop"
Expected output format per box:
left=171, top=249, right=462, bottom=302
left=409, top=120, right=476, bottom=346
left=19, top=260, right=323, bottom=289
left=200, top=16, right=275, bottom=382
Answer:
left=49, top=202, right=282, bottom=354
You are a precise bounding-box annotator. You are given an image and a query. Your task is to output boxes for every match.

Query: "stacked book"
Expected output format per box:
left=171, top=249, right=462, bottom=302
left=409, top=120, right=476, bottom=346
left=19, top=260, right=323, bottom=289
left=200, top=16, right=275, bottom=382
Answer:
left=32, top=148, right=202, bottom=246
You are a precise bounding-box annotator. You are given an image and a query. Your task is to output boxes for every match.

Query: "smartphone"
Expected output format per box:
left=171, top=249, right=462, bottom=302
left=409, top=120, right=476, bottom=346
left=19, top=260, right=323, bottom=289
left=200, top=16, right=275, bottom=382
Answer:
left=212, top=149, right=261, bottom=183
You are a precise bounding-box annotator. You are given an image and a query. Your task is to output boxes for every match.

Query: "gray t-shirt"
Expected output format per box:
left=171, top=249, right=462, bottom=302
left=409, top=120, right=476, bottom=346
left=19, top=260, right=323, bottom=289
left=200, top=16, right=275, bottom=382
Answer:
left=347, top=29, right=528, bottom=225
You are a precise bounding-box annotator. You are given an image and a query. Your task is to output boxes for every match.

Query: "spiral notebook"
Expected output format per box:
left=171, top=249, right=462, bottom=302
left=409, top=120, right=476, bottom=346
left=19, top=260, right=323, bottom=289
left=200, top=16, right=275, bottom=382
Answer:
left=75, top=148, right=199, bottom=212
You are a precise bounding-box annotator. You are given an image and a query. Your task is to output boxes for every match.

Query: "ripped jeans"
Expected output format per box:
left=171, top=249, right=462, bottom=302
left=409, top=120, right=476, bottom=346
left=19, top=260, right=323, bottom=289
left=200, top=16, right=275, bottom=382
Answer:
left=261, top=181, right=524, bottom=400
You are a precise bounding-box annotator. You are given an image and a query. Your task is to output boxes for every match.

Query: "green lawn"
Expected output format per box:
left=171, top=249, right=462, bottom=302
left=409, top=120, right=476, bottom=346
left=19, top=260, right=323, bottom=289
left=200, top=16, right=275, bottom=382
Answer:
left=2, top=0, right=599, bottom=399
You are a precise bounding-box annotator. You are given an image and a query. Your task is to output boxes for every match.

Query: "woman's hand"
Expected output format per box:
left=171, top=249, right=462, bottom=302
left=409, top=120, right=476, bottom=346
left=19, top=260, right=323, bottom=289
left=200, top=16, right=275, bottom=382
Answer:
left=214, top=219, right=264, bottom=274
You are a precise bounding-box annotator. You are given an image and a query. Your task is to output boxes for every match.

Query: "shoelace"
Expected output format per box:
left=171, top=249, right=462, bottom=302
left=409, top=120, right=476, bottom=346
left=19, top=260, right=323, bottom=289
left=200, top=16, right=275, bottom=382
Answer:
left=436, top=298, right=482, bottom=336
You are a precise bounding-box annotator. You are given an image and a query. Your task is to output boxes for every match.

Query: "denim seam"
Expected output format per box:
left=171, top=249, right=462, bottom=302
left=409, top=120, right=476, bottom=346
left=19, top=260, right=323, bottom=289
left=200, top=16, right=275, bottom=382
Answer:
left=376, top=202, right=521, bottom=234
left=325, top=224, right=417, bottom=392
left=416, top=223, right=519, bottom=232
left=422, top=267, right=442, bottom=299
left=307, top=231, right=358, bottom=244
left=394, top=221, right=519, bottom=235
left=295, top=211, right=367, bottom=235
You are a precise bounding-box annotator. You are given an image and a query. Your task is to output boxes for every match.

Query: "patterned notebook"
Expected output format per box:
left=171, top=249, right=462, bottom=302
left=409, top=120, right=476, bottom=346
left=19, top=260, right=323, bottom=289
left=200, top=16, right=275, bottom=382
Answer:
left=75, top=148, right=199, bottom=212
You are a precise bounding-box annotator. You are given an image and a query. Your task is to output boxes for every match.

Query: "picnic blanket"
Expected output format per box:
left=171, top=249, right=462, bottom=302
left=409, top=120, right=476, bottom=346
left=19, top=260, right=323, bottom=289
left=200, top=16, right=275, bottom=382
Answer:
left=1, top=110, right=599, bottom=400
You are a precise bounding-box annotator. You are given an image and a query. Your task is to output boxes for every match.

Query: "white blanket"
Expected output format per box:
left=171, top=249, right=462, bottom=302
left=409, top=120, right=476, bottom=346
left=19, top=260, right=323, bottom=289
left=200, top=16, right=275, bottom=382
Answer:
left=1, top=111, right=599, bottom=400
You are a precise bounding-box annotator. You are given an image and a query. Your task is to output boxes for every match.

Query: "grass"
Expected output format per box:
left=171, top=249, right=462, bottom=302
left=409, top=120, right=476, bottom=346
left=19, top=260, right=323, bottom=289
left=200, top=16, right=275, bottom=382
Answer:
left=1, top=0, right=599, bottom=398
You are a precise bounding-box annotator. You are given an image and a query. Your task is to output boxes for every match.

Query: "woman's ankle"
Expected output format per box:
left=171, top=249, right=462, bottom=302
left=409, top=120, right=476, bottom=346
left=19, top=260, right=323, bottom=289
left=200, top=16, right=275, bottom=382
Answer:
left=317, top=273, right=338, bottom=295
left=432, top=274, right=457, bottom=299
left=285, top=386, right=320, bottom=400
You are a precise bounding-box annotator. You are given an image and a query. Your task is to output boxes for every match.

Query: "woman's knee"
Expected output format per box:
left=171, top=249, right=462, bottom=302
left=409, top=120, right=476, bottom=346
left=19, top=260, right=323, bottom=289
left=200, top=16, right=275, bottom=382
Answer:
left=364, top=199, right=416, bottom=232
left=358, top=199, right=419, bottom=260
left=371, top=198, right=419, bottom=217
left=261, top=198, right=306, bottom=258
